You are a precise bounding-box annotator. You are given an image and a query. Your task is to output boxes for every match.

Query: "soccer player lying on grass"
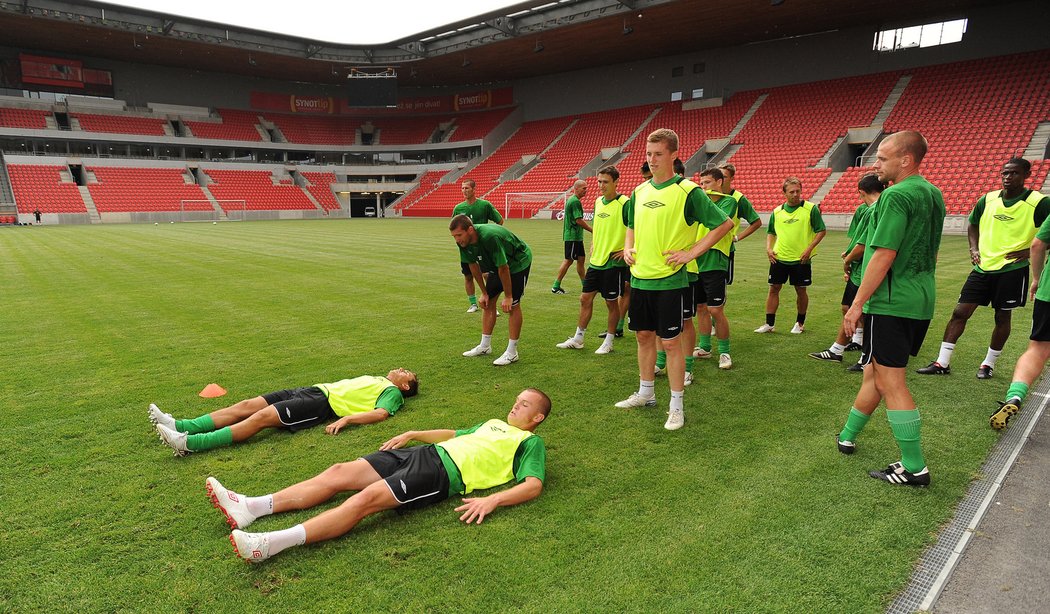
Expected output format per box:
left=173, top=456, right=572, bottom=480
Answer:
left=206, top=388, right=550, bottom=563
left=149, top=369, right=419, bottom=456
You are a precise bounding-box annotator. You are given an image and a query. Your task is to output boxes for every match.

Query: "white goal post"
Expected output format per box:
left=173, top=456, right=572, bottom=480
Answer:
left=179, top=199, right=246, bottom=222
left=504, top=192, right=566, bottom=220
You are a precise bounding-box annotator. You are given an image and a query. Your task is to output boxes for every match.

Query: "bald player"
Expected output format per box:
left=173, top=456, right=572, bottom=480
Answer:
left=552, top=179, right=593, bottom=294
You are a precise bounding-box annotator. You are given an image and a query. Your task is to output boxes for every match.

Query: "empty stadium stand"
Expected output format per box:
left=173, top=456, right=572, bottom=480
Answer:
left=203, top=169, right=315, bottom=210
left=74, top=113, right=168, bottom=136
left=394, top=170, right=446, bottom=212
left=299, top=171, right=342, bottom=210
left=0, top=107, right=50, bottom=129
left=8, top=164, right=86, bottom=213
left=86, top=166, right=211, bottom=212
left=184, top=109, right=263, bottom=141
left=266, top=114, right=360, bottom=145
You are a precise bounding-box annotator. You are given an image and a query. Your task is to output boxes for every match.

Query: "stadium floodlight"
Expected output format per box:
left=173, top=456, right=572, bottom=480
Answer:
left=348, top=67, right=396, bottom=78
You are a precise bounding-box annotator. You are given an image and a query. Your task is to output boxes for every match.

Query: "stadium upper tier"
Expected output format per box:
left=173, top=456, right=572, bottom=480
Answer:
left=4, top=51, right=1049, bottom=220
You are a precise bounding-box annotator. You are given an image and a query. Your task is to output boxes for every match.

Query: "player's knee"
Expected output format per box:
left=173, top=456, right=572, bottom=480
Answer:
left=994, top=309, right=1012, bottom=326
left=249, top=406, right=281, bottom=427
left=770, top=284, right=783, bottom=293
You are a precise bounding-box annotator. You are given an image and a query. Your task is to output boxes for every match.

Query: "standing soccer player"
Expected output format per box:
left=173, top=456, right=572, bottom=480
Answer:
left=992, top=216, right=1050, bottom=429
left=452, top=179, right=504, bottom=313
left=451, top=215, right=532, bottom=366
left=556, top=166, right=629, bottom=354
left=552, top=180, right=592, bottom=294
left=615, top=129, right=732, bottom=430
left=916, top=158, right=1050, bottom=378
left=836, top=130, right=945, bottom=486
left=716, top=163, right=763, bottom=286
left=810, top=172, right=886, bottom=369
left=691, top=168, right=739, bottom=370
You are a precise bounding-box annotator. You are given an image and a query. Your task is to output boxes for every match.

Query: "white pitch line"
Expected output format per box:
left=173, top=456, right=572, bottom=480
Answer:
left=918, top=395, right=1049, bottom=611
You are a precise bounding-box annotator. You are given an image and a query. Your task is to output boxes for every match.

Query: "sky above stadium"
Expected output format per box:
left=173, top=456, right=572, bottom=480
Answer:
left=105, top=0, right=528, bottom=45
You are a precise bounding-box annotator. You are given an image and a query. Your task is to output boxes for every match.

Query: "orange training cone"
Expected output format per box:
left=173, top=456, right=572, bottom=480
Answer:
left=199, top=383, right=227, bottom=398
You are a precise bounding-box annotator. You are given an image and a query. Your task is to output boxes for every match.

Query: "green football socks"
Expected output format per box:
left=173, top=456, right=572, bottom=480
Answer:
left=552, top=280, right=562, bottom=289
left=617, top=318, right=625, bottom=331
left=1005, top=381, right=1029, bottom=404
left=468, top=294, right=477, bottom=306
left=838, top=407, right=870, bottom=443
left=175, top=414, right=216, bottom=435
left=888, top=409, right=925, bottom=473
left=186, top=427, right=234, bottom=451
left=717, top=338, right=731, bottom=354
left=656, top=350, right=666, bottom=369
left=685, top=356, right=694, bottom=373
left=698, top=334, right=712, bottom=352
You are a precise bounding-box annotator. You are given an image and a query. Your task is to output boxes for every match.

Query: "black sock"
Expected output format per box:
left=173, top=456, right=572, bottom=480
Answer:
left=797, top=313, right=807, bottom=325
left=766, top=313, right=776, bottom=327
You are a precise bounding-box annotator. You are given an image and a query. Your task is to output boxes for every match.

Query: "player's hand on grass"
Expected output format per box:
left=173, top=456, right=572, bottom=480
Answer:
left=455, top=496, right=498, bottom=524
left=380, top=432, right=414, bottom=450
left=325, top=417, right=351, bottom=435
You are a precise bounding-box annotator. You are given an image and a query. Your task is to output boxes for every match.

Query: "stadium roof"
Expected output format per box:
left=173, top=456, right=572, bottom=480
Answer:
left=1, top=0, right=997, bottom=87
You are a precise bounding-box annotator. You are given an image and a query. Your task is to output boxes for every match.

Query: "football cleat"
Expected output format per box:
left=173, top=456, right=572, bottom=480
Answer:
left=148, top=403, right=176, bottom=430
left=693, top=347, right=712, bottom=359
left=790, top=322, right=805, bottom=334
left=556, top=337, right=584, bottom=349
left=916, top=361, right=950, bottom=375
left=976, top=365, right=994, bottom=380
left=462, top=344, right=492, bottom=357
left=684, top=372, right=694, bottom=387
left=599, top=330, right=625, bottom=338
left=664, top=407, right=685, bottom=430
left=156, top=424, right=190, bottom=457
left=809, top=350, right=843, bottom=362
left=754, top=324, right=775, bottom=334
left=230, top=530, right=271, bottom=563
left=492, top=351, right=519, bottom=366
left=718, top=353, right=733, bottom=370
left=615, top=393, right=657, bottom=409
left=843, top=342, right=863, bottom=352
left=989, top=398, right=1020, bottom=431
left=846, top=362, right=864, bottom=372
left=868, top=462, right=930, bottom=487
left=466, top=304, right=479, bottom=313
left=836, top=437, right=856, bottom=455
left=206, top=477, right=255, bottom=529
left=551, top=286, right=566, bottom=295
left=594, top=343, right=614, bottom=355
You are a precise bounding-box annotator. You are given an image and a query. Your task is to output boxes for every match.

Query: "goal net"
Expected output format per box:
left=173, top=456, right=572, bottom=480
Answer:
left=504, top=192, right=566, bottom=220
left=179, top=199, right=247, bottom=222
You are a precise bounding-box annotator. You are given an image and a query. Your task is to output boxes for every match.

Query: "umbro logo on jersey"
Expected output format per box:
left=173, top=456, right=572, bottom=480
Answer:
left=597, top=212, right=610, bottom=218
left=783, top=219, right=800, bottom=224
left=994, top=214, right=1015, bottom=221
left=641, top=201, right=666, bottom=209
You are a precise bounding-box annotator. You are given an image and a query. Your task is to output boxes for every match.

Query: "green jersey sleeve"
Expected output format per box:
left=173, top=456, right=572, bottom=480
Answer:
left=867, top=192, right=909, bottom=251
left=684, top=188, right=729, bottom=228
left=454, top=422, right=485, bottom=437
left=512, top=435, right=547, bottom=483
left=810, top=205, right=826, bottom=232
left=624, top=193, right=635, bottom=229
left=766, top=210, right=777, bottom=235
left=738, top=196, right=760, bottom=224
left=374, top=387, right=404, bottom=415
left=1034, top=196, right=1050, bottom=227
left=967, top=196, right=987, bottom=226
left=487, top=202, right=504, bottom=224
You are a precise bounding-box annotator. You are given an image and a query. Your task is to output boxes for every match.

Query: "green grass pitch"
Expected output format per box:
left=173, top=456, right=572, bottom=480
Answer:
left=0, top=218, right=1021, bottom=612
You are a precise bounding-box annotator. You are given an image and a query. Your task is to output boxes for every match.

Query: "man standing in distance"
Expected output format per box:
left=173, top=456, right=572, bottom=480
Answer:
left=692, top=168, right=738, bottom=370
left=916, top=158, right=1050, bottom=378
left=556, top=167, right=629, bottom=354
left=810, top=173, right=886, bottom=369
left=616, top=128, right=733, bottom=430
left=451, top=215, right=532, bottom=366
left=716, top=163, right=763, bottom=286
left=552, top=180, right=593, bottom=294
left=452, top=179, right=503, bottom=313
left=755, top=178, right=826, bottom=334
left=837, top=130, right=945, bottom=486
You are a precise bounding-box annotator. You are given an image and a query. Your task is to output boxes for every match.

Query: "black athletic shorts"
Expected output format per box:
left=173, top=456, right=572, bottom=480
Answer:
left=460, top=261, right=472, bottom=276
left=860, top=313, right=931, bottom=369
left=362, top=446, right=451, bottom=512
left=958, top=267, right=1029, bottom=310
left=768, top=261, right=812, bottom=287
left=262, top=386, right=334, bottom=432
left=1030, top=299, right=1050, bottom=341
left=485, top=265, right=530, bottom=305
left=682, top=280, right=698, bottom=319
left=841, top=280, right=860, bottom=307
left=564, top=240, right=585, bottom=260
left=629, top=287, right=685, bottom=339
left=693, top=270, right=728, bottom=308
left=727, top=251, right=736, bottom=285
left=582, top=266, right=627, bottom=301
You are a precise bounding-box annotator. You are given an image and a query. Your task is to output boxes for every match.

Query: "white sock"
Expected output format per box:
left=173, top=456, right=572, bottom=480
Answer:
left=266, top=524, right=307, bottom=557
left=638, top=380, right=655, bottom=398
left=983, top=347, right=1003, bottom=368
left=670, top=390, right=684, bottom=411
left=246, top=495, right=273, bottom=518
left=574, top=327, right=586, bottom=342
left=479, top=334, right=492, bottom=350
left=829, top=342, right=846, bottom=355
left=506, top=338, right=518, bottom=354
left=936, top=342, right=955, bottom=367
left=852, top=327, right=864, bottom=344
